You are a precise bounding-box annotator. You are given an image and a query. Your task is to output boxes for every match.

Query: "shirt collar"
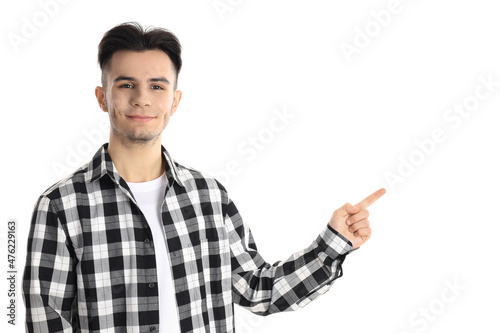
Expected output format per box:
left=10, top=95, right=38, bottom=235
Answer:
left=87, top=143, right=186, bottom=187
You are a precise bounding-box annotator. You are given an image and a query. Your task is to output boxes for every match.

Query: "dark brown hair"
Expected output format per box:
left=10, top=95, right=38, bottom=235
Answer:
left=97, top=22, right=182, bottom=89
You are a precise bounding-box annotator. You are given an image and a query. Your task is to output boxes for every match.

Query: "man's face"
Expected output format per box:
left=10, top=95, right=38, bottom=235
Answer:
left=95, top=49, right=182, bottom=147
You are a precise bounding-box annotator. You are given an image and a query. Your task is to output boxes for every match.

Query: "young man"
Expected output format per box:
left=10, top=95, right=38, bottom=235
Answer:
left=22, top=22, right=385, bottom=333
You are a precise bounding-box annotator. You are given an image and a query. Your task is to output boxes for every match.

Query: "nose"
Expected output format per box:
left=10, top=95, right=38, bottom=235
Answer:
left=131, top=86, right=151, bottom=107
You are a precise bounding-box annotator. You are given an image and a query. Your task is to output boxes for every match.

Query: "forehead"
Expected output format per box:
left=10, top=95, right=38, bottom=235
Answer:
left=107, top=49, right=174, bottom=78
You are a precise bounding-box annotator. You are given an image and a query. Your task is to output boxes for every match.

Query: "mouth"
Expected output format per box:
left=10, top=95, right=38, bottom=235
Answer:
left=126, top=115, right=155, bottom=123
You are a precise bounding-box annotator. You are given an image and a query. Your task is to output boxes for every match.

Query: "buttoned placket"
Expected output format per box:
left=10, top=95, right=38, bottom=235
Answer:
left=114, top=176, right=160, bottom=333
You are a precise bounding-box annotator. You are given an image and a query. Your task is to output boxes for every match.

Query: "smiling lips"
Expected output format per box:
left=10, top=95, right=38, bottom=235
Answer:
left=127, top=115, right=155, bottom=122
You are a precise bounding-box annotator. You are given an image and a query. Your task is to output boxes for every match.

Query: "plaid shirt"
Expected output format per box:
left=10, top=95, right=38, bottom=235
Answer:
left=23, top=143, right=354, bottom=333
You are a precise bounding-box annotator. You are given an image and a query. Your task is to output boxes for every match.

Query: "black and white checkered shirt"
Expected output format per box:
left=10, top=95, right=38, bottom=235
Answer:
left=23, top=143, right=354, bottom=332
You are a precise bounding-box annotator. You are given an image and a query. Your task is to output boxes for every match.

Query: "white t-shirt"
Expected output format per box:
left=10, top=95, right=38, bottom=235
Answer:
left=126, top=173, right=181, bottom=333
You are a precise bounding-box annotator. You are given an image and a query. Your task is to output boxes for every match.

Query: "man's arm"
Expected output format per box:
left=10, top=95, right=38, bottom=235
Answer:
left=22, top=195, right=77, bottom=333
left=223, top=194, right=359, bottom=315
left=224, top=188, right=385, bottom=315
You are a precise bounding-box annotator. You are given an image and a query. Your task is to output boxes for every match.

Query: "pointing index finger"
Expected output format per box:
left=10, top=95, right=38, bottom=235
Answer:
left=355, top=188, right=386, bottom=210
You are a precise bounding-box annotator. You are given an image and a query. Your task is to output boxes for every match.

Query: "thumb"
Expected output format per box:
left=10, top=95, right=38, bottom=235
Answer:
left=342, top=203, right=360, bottom=217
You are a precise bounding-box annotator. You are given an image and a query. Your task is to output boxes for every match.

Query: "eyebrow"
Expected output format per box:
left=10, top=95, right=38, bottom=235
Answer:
left=113, top=76, right=171, bottom=85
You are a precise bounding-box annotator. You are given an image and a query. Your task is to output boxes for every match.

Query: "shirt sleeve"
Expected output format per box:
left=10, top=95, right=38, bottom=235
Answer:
left=223, top=194, right=354, bottom=315
left=22, top=195, right=77, bottom=333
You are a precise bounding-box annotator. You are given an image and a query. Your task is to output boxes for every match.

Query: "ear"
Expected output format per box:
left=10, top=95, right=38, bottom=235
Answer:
left=170, top=90, right=182, bottom=116
left=95, top=86, right=108, bottom=112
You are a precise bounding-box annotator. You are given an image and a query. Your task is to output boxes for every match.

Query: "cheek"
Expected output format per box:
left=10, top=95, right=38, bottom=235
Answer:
left=108, top=90, right=129, bottom=109
left=158, top=98, right=174, bottom=113
left=109, top=96, right=123, bottom=108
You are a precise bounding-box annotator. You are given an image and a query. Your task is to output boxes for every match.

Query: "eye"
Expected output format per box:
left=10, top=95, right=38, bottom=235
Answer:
left=120, top=83, right=133, bottom=88
left=151, top=85, right=164, bottom=90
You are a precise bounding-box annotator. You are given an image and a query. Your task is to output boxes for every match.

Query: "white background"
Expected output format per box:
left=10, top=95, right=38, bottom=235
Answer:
left=1, top=0, right=499, bottom=332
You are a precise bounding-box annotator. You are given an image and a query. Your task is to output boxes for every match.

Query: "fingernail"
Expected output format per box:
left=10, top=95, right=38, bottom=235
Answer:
left=346, top=219, right=351, bottom=225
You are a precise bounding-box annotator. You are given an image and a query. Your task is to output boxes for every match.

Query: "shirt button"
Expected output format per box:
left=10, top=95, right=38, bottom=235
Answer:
left=144, top=239, right=151, bottom=244
left=148, top=283, right=155, bottom=288
left=150, top=326, right=157, bottom=332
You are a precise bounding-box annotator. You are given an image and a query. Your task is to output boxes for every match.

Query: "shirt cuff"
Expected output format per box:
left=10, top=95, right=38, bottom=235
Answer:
left=316, top=224, right=354, bottom=261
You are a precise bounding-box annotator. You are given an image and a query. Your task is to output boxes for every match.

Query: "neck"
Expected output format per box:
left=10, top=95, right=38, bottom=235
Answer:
left=107, top=135, right=165, bottom=183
